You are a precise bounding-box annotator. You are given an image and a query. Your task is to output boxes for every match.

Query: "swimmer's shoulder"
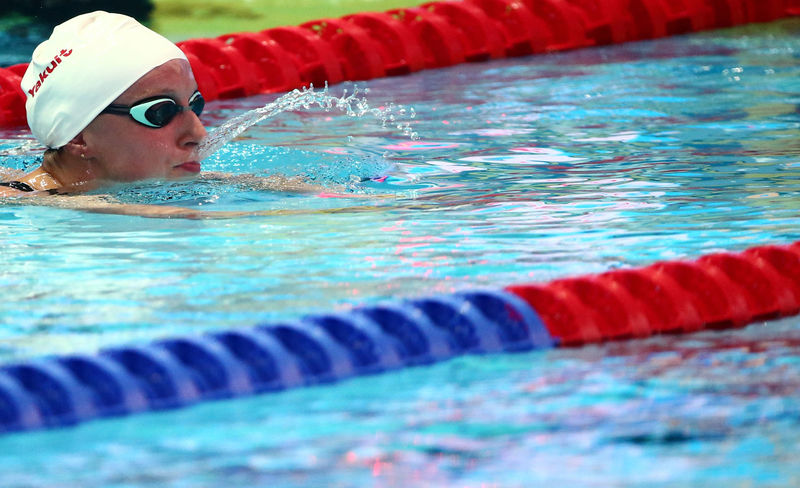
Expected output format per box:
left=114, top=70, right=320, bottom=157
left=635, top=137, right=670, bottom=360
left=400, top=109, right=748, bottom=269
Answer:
left=0, top=181, right=34, bottom=197
left=0, top=166, right=71, bottom=197
left=0, top=168, right=25, bottom=196
left=0, top=181, right=62, bottom=197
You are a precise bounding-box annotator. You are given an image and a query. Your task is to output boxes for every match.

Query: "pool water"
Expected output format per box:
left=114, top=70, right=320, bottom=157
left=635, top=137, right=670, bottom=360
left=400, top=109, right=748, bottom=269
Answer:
left=1, top=18, right=800, bottom=486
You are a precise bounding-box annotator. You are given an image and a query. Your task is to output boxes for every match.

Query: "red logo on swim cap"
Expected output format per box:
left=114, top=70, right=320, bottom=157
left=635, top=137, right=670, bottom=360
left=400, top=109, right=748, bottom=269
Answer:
left=27, top=49, right=73, bottom=98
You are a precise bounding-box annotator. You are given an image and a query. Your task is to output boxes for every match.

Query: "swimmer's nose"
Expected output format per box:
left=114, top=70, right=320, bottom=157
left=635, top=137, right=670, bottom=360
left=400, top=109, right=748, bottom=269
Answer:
left=178, top=109, right=207, bottom=149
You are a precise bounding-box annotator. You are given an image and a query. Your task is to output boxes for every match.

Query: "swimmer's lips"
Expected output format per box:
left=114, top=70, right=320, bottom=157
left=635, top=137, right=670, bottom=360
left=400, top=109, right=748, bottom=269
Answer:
left=175, top=161, right=201, bottom=173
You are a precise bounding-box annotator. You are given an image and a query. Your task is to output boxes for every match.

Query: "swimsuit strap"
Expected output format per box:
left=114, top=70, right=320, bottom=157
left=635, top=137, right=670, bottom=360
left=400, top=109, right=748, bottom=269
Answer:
left=0, top=181, right=36, bottom=192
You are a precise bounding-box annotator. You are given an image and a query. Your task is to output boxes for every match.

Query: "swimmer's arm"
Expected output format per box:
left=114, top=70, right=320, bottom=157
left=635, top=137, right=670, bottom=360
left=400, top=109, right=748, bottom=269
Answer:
left=0, top=168, right=26, bottom=197
left=17, top=194, right=257, bottom=219
left=0, top=187, right=21, bottom=198
left=1, top=174, right=383, bottom=218
left=13, top=194, right=377, bottom=219
left=0, top=171, right=333, bottom=217
left=199, top=171, right=383, bottom=199
left=200, top=171, right=328, bottom=193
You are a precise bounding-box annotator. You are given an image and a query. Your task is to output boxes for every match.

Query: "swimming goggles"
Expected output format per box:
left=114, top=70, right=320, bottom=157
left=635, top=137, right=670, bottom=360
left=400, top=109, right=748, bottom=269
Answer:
left=101, top=91, right=205, bottom=128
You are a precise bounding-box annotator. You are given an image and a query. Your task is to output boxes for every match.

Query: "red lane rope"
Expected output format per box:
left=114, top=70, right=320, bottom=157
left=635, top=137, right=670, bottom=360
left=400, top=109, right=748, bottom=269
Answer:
left=0, top=0, right=797, bottom=127
left=507, top=242, right=800, bottom=346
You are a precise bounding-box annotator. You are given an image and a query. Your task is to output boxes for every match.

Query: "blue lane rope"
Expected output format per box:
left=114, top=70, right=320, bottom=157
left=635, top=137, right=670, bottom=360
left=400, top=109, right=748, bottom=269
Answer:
left=0, top=288, right=553, bottom=433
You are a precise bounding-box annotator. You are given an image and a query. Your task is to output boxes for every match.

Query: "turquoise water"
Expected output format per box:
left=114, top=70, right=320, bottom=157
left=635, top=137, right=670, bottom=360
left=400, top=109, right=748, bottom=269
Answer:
left=1, top=19, right=800, bottom=486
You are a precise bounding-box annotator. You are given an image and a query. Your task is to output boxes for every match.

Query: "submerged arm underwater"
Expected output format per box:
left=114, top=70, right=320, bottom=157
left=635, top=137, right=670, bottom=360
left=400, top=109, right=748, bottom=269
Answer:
left=0, top=169, right=389, bottom=219
left=198, top=171, right=327, bottom=193
left=2, top=192, right=391, bottom=219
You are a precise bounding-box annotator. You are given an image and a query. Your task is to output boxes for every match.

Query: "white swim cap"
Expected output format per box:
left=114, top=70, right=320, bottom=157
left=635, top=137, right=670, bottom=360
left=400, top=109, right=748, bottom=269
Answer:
left=21, top=11, right=188, bottom=148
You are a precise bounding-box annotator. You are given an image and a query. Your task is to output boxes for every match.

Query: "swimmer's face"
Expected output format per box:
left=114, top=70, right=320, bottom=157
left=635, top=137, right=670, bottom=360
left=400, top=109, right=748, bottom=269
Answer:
left=80, top=59, right=207, bottom=182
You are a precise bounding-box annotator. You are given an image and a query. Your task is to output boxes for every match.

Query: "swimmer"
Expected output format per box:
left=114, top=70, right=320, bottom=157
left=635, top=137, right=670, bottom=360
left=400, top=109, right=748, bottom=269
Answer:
left=0, top=11, right=330, bottom=217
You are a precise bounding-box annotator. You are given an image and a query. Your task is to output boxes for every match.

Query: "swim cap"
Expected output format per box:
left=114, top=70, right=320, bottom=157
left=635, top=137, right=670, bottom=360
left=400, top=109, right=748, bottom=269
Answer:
left=22, top=11, right=188, bottom=148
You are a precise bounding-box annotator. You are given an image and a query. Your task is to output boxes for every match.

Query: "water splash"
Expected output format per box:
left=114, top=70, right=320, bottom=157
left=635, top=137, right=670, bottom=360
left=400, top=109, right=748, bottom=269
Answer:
left=197, top=84, right=418, bottom=160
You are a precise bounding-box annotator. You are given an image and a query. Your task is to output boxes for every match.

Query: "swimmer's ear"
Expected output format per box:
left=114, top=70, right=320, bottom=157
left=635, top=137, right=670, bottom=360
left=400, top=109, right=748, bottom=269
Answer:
left=60, top=134, right=89, bottom=159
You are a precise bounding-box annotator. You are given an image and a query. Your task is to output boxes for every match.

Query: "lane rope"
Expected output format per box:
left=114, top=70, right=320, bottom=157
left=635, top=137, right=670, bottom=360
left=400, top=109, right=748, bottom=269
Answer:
left=0, top=0, right=796, bottom=126
left=0, top=242, right=798, bottom=433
